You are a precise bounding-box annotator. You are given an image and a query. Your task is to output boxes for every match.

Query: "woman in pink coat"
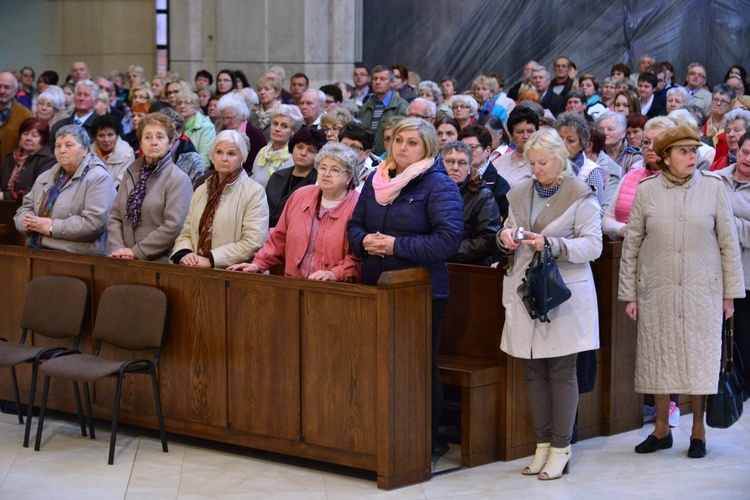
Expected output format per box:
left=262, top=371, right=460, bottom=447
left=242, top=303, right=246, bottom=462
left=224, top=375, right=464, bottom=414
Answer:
left=229, top=142, right=361, bottom=282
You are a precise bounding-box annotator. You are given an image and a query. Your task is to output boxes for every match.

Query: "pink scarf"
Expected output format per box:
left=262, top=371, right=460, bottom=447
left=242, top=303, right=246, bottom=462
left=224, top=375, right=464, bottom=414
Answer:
left=372, top=157, right=435, bottom=206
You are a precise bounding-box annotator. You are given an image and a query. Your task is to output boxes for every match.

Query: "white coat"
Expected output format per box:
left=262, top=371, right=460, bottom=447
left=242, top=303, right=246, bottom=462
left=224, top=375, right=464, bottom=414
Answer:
left=500, top=176, right=602, bottom=359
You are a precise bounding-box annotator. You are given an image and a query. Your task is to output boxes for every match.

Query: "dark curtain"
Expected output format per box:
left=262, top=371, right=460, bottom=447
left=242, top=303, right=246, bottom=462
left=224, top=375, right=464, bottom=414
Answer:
left=362, top=0, right=750, bottom=91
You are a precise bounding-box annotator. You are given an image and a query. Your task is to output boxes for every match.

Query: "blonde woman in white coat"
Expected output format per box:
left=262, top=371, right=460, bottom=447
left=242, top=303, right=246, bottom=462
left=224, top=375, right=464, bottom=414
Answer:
left=619, top=125, right=744, bottom=459
left=498, top=128, right=602, bottom=480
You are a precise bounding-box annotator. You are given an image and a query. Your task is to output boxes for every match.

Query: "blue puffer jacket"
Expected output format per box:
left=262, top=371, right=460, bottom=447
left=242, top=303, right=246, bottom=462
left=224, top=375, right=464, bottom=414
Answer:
left=347, top=159, right=463, bottom=298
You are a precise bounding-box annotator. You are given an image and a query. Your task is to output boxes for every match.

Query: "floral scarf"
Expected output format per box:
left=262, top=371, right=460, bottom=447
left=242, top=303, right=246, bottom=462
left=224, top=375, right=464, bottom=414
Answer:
left=256, top=142, right=291, bottom=179
left=124, top=157, right=161, bottom=228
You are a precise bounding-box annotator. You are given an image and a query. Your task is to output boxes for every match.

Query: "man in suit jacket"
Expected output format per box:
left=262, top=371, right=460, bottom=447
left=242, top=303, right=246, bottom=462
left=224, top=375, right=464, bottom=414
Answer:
left=51, top=79, right=100, bottom=140
left=684, top=63, right=712, bottom=117
left=531, top=66, right=565, bottom=117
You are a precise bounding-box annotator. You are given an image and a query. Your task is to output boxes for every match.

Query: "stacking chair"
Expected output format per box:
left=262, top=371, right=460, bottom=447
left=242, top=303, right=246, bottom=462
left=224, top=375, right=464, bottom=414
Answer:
left=0, top=275, right=88, bottom=448
left=34, top=284, right=169, bottom=465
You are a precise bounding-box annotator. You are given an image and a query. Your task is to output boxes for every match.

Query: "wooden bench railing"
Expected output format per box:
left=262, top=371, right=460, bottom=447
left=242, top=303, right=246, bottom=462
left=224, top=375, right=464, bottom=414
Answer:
left=0, top=246, right=432, bottom=490
left=438, top=241, right=642, bottom=465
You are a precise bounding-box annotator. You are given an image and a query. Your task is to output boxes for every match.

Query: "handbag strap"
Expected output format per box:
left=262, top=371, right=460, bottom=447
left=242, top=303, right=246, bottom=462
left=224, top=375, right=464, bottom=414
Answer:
left=723, top=319, right=734, bottom=365
left=539, top=237, right=553, bottom=322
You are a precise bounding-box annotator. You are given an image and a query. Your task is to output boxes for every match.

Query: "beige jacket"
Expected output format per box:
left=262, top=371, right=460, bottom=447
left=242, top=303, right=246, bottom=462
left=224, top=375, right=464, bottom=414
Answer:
left=717, top=164, right=750, bottom=289
left=92, top=136, right=135, bottom=189
left=618, top=171, right=745, bottom=394
left=171, top=170, right=269, bottom=268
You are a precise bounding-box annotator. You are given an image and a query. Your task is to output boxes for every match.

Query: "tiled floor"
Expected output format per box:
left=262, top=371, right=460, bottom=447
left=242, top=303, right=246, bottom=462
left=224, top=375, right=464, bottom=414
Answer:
left=1, top=408, right=750, bottom=499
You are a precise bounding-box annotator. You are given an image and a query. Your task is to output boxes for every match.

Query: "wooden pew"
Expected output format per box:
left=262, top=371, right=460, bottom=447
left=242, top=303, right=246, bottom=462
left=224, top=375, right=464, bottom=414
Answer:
left=438, top=241, right=642, bottom=466
left=0, top=246, right=432, bottom=490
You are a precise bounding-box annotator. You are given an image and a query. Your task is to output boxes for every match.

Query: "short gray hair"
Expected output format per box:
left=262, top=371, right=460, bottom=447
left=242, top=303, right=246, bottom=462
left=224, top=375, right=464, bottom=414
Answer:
left=602, top=77, right=616, bottom=87
left=38, top=85, right=66, bottom=111
left=531, top=66, right=550, bottom=80
left=667, top=86, right=689, bottom=102
left=272, top=104, right=304, bottom=131
left=241, top=88, right=259, bottom=108
left=269, top=65, right=286, bottom=81
left=554, top=112, right=590, bottom=150
left=209, top=129, right=250, bottom=163
left=440, top=141, right=472, bottom=160
left=451, top=94, right=478, bottom=115
left=313, top=141, right=360, bottom=189
left=598, top=111, right=627, bottom=133
left=302, top=88, right=326, bottom=105
left=723, top=108, right=750, bottom=130
left=417, top=80, right=442, bottom=102
left=713, top=83, right=736, bottom=101
left=663, top=111, right=693, bottom=131
left=408, top=97, right=437, bottom=118
left=55, top=124, right=91, bottom=149
left=216, top=92, right=250, bottom=120
left=75, top=79, right=100, bottom=98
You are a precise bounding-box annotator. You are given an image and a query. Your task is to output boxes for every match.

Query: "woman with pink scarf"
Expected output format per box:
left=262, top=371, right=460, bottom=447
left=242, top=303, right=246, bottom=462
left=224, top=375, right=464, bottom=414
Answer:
left=347, top=117, right=463, bottom=465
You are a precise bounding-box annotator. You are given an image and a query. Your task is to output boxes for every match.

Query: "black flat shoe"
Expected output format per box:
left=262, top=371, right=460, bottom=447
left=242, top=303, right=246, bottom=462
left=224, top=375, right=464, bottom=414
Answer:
left=635, top=431, right=673, bottom=453
left=687, top=438, right=706, bottom=458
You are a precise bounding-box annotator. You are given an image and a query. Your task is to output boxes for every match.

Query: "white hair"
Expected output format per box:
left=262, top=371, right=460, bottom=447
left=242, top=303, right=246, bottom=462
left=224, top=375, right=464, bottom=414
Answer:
left=216, top=92, right=250, bottom=120
left=209, top=129, right=250, bottom=162
left=302, top=88, right=326, bottom=105
left=38, top=85, right=66, bottom=111
left=269, top=65, right=286, bottom=81
left=598, top=111, right=627, bottom=133
left=450, top=94, right=479, bottom=115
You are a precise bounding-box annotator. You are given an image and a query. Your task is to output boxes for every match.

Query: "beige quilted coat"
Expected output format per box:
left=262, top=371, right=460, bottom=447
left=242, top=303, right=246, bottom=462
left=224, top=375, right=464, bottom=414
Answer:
left=618, top=171, right=745, bottom=394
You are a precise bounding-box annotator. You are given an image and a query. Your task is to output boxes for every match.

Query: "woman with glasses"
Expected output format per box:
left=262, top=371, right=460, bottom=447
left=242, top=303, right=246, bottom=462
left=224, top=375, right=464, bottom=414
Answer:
left=177, top=89, right=216, bottom=168
left=451, top=94, right=479, bottom=129
left=442, top=141, right=501, bottom=265
left=709, top=109, right=750, bottom=171
left=215, top=91, right=267, bottom=173
left=320, top=108, right=353, bottom=143
left=250, top=104, right=303, bottom=189
left=229, top=142, right=361, bottom=281
left=703, top=84, right=736, bottom=140
left=493, top=106, right=539, bottom=188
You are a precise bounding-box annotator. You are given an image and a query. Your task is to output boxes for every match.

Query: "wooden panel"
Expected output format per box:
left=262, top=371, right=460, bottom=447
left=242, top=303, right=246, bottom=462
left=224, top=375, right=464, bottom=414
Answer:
left=158, top=272, right=227, bottom=427
left=301, top=291, right=377, bottom=454
left=440, top=264, right=504, bottom=359
left=227, top=279, right=300, bottom=440
left=0, top=253, right=30, bottom=402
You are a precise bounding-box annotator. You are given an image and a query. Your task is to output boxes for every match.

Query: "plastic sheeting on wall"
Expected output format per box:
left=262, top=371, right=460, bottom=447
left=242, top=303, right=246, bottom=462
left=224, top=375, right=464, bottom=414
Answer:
left=362, top=0, right=750, bottom=91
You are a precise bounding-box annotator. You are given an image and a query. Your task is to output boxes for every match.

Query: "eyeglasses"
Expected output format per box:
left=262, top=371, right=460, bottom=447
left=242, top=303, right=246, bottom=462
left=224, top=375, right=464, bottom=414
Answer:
left=452, top=104, right=470, bottom=110
left=318, top=165, right=345, bottom=176
left=688, top=71, right=706, bottom=79
left=712, top=97, right=731, bottom=106
left=443, top=159, right=469, bottom=167
left=221, top=115, right=238, bottom=123
left=321, top=125, right=342, bottom=134
left=408, top=113, right=432, bottom=119
left=641, top=140, right=653, bottom=149
left=344, top=143, right=364, bottom=151
left=176, top=100, right=195, bottom=106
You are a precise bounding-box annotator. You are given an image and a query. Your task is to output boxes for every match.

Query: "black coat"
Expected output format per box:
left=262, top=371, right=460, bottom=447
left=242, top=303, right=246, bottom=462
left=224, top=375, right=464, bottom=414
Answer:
left=541, top=90, right=566, bottom=117
left=265, top=167, right=317, bottom=227
left=449, top=178, right=502, bottom=266
left=0, top=145, right=56, bottom=201
left=480, top=163, right=510, bottom=222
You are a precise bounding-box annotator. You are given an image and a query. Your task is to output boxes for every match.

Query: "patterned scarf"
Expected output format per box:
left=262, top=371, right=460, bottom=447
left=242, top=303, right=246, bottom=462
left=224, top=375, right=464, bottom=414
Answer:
left=372, top=157, right=435, bottom=206
left=256, top=142, right=291, bottom=179
left=7, top=149, right=30, bottom=193
left=197, top=168, right=243, bottom=256
left=728, top=151, right=737, bottom=165
left=124, top=159, right=159, bottom=228
left=29, top=169, right=71, bottom=248
left=571, top=151, right=585, bottom=175
left=255, top=104, right=277, bottom=130
left=534, top=180, right=562, bottom=198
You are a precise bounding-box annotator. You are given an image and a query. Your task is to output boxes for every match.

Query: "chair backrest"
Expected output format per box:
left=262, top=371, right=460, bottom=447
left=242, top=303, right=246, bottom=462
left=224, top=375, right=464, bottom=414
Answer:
left=93, top=285, right=168, bottom=351
left=20, top=275, right=89, bottom=340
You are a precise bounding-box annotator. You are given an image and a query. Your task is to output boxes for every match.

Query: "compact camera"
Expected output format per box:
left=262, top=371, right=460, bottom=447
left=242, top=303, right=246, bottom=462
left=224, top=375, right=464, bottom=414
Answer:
left=513, top=227, right=526, bottom=242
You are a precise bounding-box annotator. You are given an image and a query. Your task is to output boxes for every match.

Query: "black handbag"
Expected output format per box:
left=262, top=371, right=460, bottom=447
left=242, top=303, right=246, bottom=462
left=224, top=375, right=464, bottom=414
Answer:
left=706, top=319, right=744, bottom=429
left=516, top=237, right=571, bottom=323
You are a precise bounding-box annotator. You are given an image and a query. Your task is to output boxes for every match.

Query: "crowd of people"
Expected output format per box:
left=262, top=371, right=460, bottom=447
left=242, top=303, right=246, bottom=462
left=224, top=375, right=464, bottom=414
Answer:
left=0, top=54, right=748, bottom=478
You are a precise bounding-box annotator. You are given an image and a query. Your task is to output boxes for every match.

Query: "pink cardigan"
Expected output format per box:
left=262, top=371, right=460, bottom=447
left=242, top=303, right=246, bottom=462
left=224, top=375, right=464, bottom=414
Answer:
left=252, top=185, right=361, bottom=281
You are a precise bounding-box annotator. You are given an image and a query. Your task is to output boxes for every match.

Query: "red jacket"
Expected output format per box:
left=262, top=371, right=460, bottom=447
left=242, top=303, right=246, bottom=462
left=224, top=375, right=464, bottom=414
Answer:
left=252, top=185, right=361, bottom=281
left=710, top=132, right=729, bottom=171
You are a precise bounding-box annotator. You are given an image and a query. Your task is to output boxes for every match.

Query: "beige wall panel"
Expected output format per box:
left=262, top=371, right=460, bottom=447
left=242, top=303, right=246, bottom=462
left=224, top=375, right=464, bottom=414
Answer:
left=216, top=0, right=267, bottom=63
left=101, top=3, right=155, bottom=55
left=266, top=1, right=306, bottom=63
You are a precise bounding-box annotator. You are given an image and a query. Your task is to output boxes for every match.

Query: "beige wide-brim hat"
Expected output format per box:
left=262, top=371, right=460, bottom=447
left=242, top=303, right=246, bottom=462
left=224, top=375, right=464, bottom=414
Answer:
left=653, top=125, right=703, bottom=159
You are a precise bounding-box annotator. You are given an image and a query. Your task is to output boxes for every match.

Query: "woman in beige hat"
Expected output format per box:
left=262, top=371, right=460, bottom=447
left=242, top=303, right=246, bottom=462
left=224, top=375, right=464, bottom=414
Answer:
left=618, top=125, right=745, bottom=459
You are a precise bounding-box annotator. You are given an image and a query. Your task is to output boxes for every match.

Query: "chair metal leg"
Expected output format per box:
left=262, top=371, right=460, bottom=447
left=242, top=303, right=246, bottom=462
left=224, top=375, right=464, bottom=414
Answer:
left=34, top=375, right=51, bottom=452
left=82, top=382, right=95, bottom=440
left=150, top=369, right=168, bottom=453
left=72, top=381, right=87, bottom=437
left=109, top=375, right=124, bottom=465
left=23, top=362, right=41, bottom=447
left=9, top=366, right=23, bottom=425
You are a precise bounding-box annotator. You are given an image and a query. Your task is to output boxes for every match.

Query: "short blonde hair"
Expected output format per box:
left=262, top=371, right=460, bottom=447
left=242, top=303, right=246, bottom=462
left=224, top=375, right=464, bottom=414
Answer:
left=523, top=128, right=573, bottom=184
left=257, top=76, right=281, bottom=93
left=388, top=117, right=439, bottom=159
left=320, top=108, right=353, bottom=128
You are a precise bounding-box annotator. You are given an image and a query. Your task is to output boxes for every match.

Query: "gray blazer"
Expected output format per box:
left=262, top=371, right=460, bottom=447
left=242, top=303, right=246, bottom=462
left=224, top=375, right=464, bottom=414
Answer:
left=14, top=153, right=116, bottom=255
